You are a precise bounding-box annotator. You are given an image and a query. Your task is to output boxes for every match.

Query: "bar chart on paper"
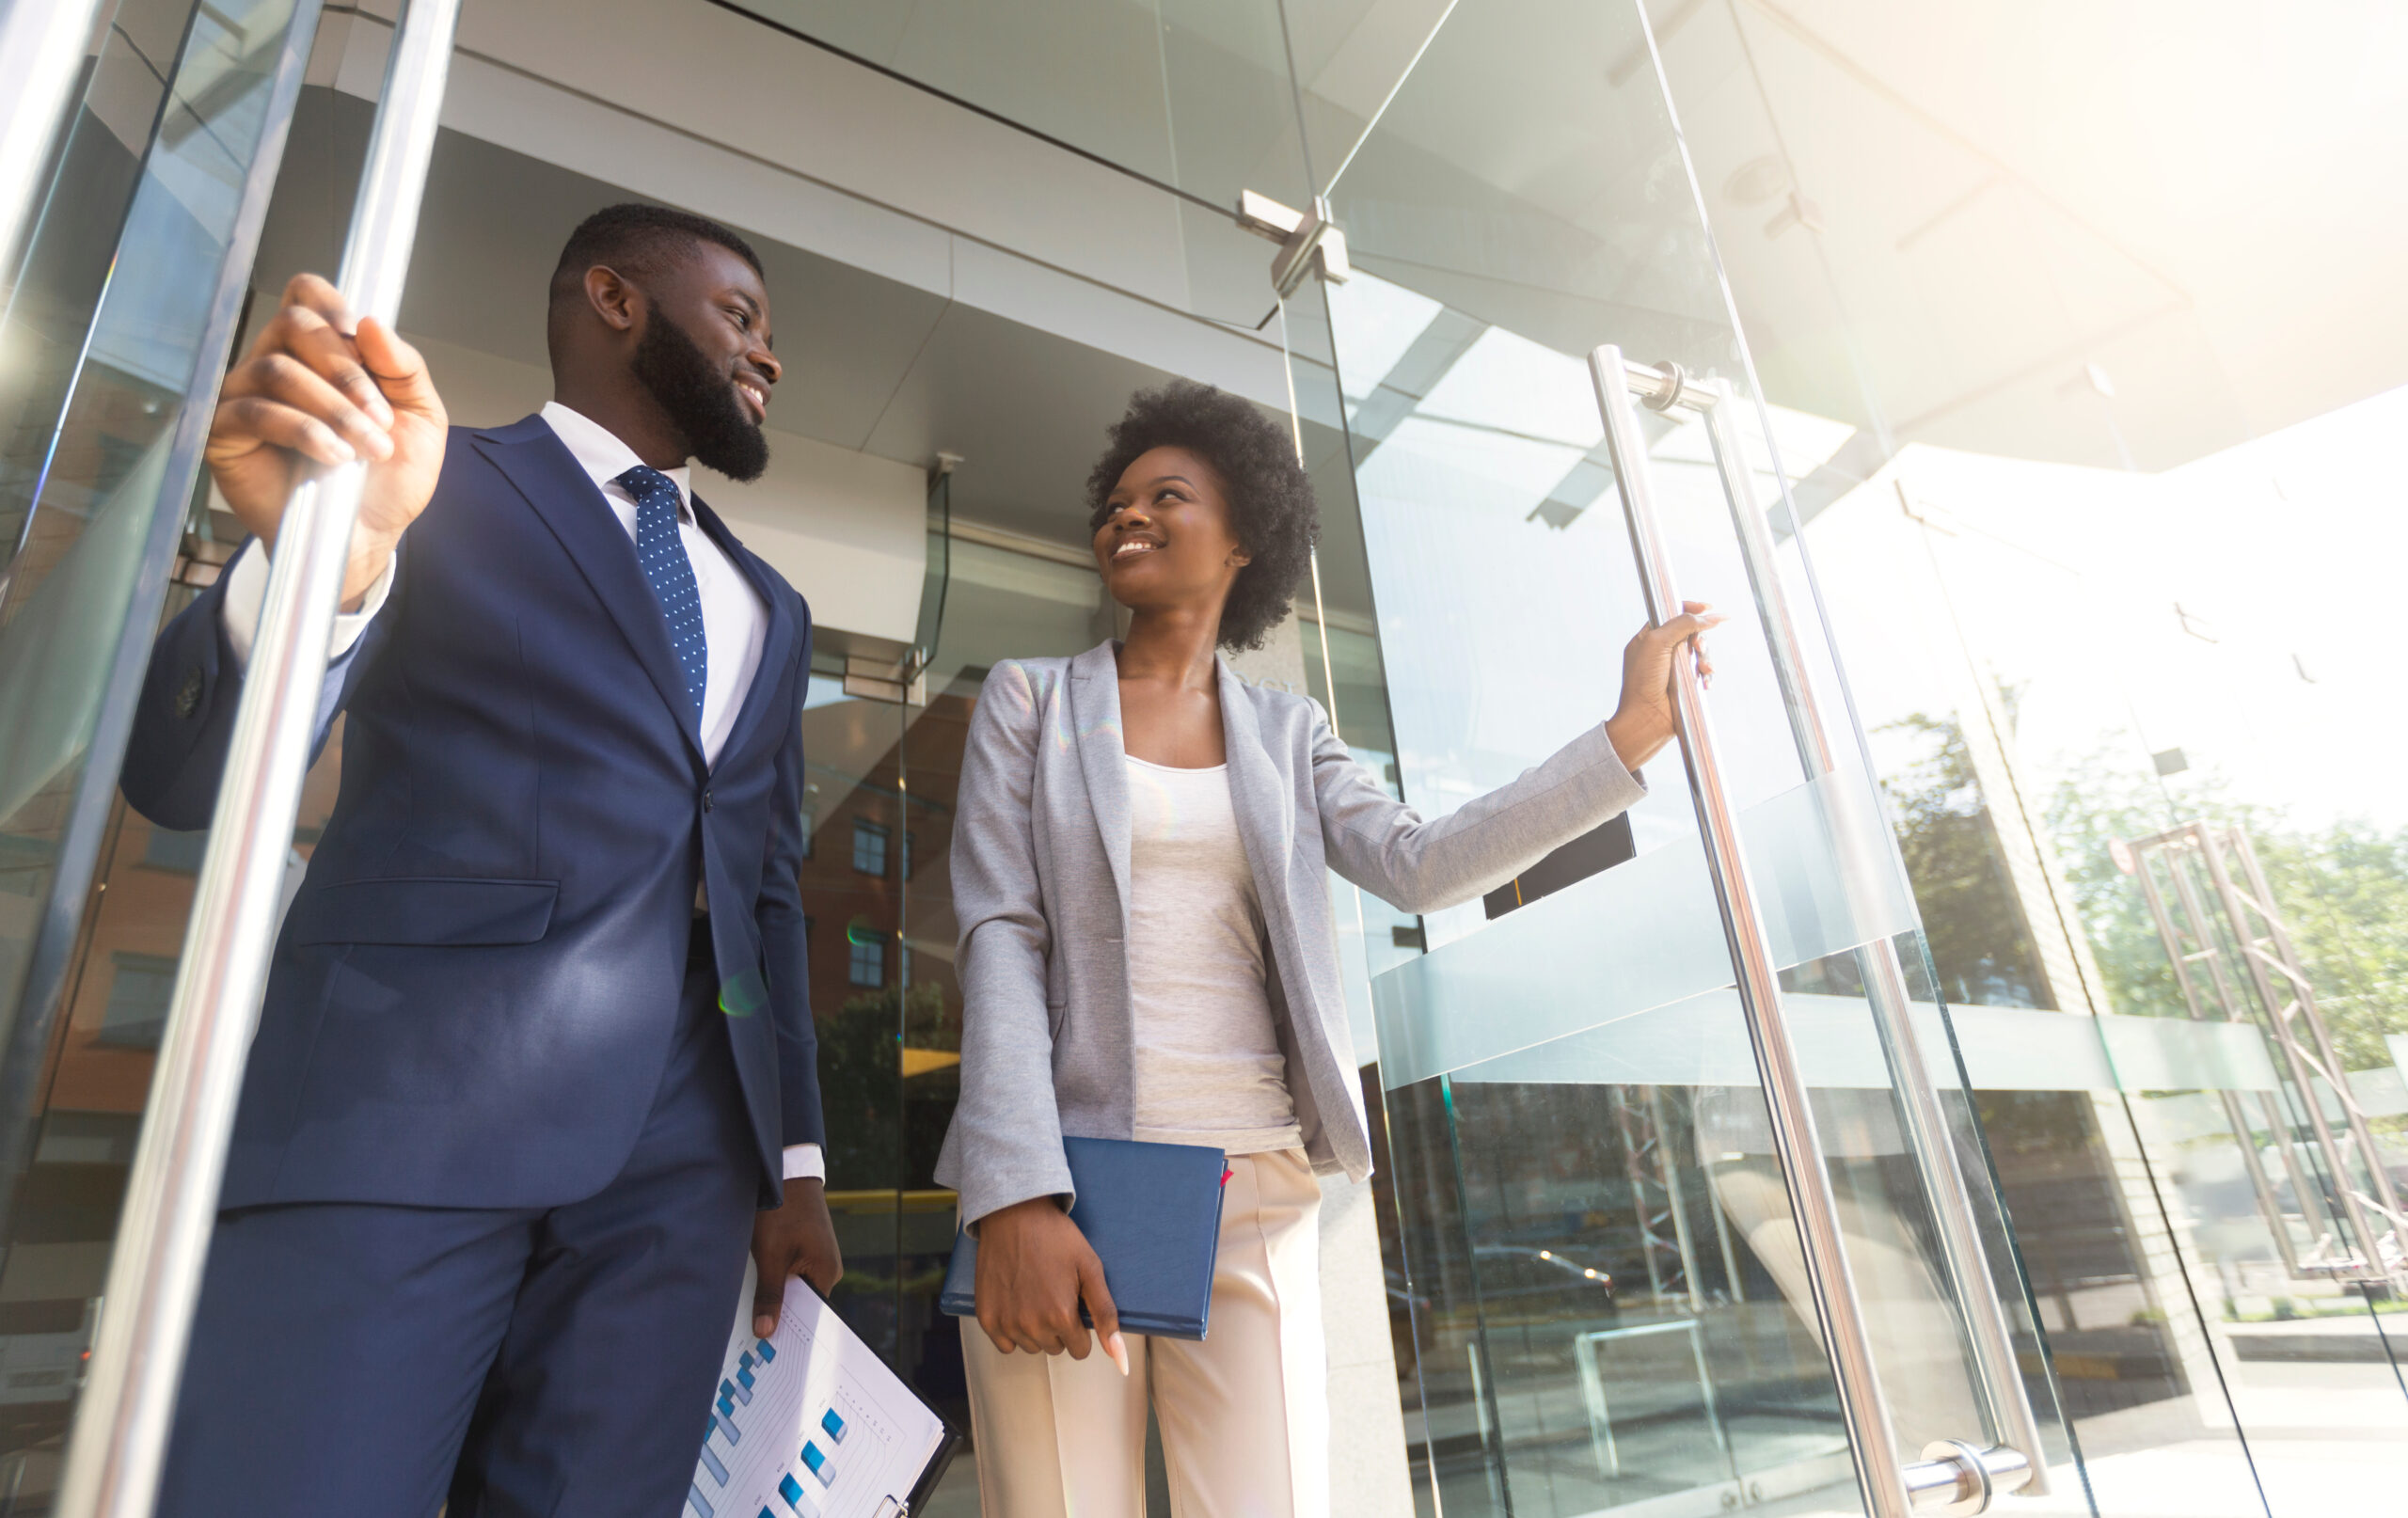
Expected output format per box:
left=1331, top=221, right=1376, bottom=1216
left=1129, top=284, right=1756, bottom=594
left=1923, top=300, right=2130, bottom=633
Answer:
left=689, top=1266, right=950, bottom=1518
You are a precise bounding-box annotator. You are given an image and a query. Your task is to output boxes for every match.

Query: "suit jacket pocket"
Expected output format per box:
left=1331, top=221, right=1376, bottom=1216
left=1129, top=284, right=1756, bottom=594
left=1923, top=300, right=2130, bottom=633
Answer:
left=288, top=877, right=559, bottom=947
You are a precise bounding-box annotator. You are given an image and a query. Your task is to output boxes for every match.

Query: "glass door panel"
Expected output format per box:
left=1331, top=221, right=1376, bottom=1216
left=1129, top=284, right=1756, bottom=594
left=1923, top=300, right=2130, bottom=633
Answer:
left=1289, top=1, right=2085, bottom=1513
left=0, top=0, right=319, bottom=1503
left=1798, top=412, right=2408, bottom=1514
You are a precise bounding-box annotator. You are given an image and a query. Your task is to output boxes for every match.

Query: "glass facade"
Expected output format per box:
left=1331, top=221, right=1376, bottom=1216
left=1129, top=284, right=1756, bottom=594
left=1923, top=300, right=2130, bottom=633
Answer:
left=0, top=1, right=2395, bottom=1515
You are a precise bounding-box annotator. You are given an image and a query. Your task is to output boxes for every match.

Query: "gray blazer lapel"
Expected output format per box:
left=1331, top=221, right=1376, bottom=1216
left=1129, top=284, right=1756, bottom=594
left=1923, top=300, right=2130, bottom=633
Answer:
left=1217, top=658, right=1297, bottom=935
left=1068, top=642, right=1132, bottom=922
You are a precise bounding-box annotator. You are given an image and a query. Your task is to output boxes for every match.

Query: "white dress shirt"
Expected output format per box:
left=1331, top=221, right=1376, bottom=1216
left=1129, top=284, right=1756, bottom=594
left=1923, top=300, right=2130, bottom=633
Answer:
left=219, top=402, right=824, bottom=1183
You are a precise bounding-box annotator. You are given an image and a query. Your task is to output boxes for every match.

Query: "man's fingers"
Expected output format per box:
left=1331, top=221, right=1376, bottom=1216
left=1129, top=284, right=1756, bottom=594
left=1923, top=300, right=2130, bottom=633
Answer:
left=275, top=307, right=396, bottom=431
left=751, top=1256, right=785, bottom=1339
left=353, top=318, right=445, bottom=427
left=279, top=271, right=352, bottom=327
left=803, top=1246, right=842, bottom=1295
left=234, top=353, right=394, bottom=459
left=214, top=395, right=357, bottom=467
left=253, top=296, right=393, bottom=432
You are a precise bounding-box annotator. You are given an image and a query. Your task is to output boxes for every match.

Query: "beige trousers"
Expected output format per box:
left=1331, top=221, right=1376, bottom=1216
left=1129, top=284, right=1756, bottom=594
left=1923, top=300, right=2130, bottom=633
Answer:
left=962, top=1148, right=1327, bottom=1517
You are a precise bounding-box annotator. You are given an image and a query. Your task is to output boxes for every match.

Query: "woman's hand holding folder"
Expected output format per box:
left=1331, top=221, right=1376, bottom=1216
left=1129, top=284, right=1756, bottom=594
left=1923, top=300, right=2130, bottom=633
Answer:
left=973, top=1198, right=1132, bottom=1376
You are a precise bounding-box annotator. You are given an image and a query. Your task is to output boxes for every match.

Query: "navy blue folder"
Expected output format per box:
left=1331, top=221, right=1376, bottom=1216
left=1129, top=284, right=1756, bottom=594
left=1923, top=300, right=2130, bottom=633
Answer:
left=940, top=1136, right=1229, bottom=1340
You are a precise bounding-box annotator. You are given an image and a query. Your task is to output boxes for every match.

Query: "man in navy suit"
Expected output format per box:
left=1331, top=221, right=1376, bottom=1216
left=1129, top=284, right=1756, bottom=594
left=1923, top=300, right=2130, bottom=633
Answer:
left=124, top=205, right=843, bottom=1515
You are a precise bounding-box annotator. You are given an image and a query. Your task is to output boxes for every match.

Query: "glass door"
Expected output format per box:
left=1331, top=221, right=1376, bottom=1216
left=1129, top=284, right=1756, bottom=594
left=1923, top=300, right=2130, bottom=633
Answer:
left=0, top=1, right=323, bottom=1507
left=1281, top=1, right=2086, bottom=1513
left=1819, top=428, right=2408, bottom=1515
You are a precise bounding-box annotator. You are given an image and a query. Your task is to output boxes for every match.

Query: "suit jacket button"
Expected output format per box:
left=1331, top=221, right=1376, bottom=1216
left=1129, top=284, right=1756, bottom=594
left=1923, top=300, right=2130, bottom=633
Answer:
left=702, top=789, right=714, bottom=813
left=174, top=664, right=203, bottom=719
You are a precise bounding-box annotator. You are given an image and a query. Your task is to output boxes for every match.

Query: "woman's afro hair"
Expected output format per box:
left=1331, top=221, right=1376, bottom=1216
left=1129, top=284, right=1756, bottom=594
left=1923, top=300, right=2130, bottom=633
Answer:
left=1084, top=379, right=1321, bottom=652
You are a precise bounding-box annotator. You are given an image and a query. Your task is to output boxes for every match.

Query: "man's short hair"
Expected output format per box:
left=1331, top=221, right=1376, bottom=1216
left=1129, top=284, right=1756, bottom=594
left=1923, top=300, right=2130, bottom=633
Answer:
left=548, top=203, right=763, bottom=308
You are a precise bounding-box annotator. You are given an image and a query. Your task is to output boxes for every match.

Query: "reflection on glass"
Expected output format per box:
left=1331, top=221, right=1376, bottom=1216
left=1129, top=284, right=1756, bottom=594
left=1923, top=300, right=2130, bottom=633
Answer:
left=0, top=0, right=314, bottom=1499
left=1294, top=1, right=2106, bottom=1510
left=1798, top=371, right=2408, bottom=1507
left=713, top=0, right=1312, bottom=212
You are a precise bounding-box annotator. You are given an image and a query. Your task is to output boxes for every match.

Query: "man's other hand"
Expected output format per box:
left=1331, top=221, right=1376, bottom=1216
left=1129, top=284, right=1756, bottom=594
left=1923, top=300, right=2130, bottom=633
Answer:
left=207, top=273, right=447, bottom=609
left=751, top=1177, right=843, bottom=1336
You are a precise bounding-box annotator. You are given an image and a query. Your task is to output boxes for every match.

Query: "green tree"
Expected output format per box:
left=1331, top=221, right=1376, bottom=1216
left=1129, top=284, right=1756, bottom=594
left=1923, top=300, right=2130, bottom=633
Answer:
left=1876, top=712, right=2049, bottom=1009
left=2041, top=750, right=2408, bottom=1079
left=816, top=980, right=948, bottom=1189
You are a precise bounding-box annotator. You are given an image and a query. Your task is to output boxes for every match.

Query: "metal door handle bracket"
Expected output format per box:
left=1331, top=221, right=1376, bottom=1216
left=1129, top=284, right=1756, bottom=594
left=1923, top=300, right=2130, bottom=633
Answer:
left=1908, top=1442, right=2033, bottom=1514
left=1237, top=189, right=1351, bottom=296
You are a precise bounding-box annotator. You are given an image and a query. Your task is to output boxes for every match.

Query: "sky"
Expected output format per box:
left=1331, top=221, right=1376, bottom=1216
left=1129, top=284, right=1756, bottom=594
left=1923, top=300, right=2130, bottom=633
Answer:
left=1833, top=381, right=2408, bottom=835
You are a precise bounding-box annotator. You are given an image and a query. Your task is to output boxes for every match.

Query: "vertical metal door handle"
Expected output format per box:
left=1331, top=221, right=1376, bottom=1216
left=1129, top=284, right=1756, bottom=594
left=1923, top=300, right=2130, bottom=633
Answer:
left=1591, top=345, right=1915, bottom=1518
left=1691, top=374, right=2049, bottom=1500
left=1592, top=347, right=2044, bottom=1514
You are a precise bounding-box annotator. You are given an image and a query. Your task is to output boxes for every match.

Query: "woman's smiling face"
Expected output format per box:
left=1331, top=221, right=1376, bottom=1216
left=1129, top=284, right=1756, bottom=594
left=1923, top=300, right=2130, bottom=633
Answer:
left=1091, top=445, right=1250, bottom=619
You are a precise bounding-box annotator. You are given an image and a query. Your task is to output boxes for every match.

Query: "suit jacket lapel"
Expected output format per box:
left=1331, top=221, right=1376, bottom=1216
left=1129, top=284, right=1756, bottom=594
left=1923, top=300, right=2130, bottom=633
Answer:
left=472, top=418, right=704, bottom=762
left=1068, top=641, right=1132, bottom=924
left=691, top=496, right=799, bottom=773
left=1216, top=658, right=1297, bottom=935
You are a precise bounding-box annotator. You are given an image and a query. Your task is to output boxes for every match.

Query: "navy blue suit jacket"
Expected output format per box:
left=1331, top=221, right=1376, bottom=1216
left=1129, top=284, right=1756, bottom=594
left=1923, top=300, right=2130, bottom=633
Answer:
left=122, top=415, right=822, bottom=1211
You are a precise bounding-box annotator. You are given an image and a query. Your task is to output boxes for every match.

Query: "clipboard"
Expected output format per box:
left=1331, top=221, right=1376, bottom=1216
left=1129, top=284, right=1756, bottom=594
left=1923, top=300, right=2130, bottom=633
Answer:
left=688, top=1263, right=959, bottom=1518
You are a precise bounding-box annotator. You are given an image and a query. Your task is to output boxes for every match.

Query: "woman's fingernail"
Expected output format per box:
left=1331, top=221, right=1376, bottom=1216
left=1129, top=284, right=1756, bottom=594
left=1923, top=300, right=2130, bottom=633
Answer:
left=1104, top=1332, right=1130, bottom=1377
left=754, top=1314, right=776, bottom=1337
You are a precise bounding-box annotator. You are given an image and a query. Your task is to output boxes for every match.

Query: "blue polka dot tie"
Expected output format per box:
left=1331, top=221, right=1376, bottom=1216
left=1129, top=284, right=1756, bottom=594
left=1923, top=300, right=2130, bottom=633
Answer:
left=617, top=465, right=707, bottom=725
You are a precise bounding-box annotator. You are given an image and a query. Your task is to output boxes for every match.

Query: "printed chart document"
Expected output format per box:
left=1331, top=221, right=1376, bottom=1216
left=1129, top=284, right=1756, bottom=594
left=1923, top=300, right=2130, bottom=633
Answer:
left=688, top=1263, right=954, bottom=1518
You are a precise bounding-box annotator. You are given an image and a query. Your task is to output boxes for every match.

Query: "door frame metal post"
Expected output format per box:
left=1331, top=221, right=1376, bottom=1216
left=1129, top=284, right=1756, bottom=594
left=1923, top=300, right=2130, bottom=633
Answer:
left=2153, top=830, right=2331, bottom=1249
left=2122, top=822, right=2406, bottom=1289
left=2130, top=845, right=2307, bottom=1273
left=55, top=4, right=462, bottom=1515
left=1693, top=374, right=2047, bottom=1498
left=2219, top=828, right=2408, bottom=1259
left=2195, top=827, right=2403, bottom=1281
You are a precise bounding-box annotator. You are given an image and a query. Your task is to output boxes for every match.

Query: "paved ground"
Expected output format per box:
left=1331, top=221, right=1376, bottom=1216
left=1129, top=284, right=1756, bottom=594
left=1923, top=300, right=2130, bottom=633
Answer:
left=913, top=1325, right=2407, bottom=1516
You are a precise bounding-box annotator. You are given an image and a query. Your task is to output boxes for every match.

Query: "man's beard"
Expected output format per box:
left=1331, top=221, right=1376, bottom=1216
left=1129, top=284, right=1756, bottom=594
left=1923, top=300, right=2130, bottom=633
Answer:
left=632, top=311, right=770, bottom=482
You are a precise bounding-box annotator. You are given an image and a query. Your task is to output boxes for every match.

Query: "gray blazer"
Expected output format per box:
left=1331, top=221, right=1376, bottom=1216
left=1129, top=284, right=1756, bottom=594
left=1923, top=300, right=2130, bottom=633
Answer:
left=932, top=640, right=1647, bottom=1226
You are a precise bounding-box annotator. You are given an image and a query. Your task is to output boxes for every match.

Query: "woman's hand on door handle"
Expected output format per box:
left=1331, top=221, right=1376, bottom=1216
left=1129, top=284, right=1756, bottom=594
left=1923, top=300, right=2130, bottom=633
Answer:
left=1604, top=600, right=1724, bottom=772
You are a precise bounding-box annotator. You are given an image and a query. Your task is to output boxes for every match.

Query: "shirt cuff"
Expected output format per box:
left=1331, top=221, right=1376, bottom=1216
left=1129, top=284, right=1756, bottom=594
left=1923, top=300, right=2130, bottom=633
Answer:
left=218, top=539, right=398, bottom=668
left=782, top=1144, right=824, bottom=1182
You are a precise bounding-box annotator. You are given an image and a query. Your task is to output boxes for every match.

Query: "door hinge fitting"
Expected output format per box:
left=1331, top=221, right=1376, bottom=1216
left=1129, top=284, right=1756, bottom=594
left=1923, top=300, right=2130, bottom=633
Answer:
left=1237, top=190, right=1351, bottom=297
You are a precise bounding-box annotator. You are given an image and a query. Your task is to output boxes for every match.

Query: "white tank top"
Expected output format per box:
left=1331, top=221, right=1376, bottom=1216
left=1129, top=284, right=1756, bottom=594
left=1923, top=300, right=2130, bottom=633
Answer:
left=1122, top=753, right=1304, bottom=1155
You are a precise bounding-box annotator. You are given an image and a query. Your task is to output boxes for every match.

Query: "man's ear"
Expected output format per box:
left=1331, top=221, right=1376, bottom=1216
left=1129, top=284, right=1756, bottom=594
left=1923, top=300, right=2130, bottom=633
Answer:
left=584, top=265, right=642, bottom=334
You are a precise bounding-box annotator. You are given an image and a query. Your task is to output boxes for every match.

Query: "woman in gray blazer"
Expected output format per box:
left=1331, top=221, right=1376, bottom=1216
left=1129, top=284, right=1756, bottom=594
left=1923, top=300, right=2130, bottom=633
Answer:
left=934, top=380, right=1718, bottom=1516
